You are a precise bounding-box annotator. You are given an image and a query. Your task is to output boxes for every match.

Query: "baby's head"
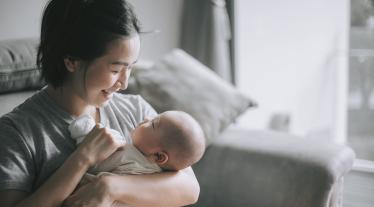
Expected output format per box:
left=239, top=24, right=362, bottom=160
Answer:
left=132, top=111, right=206, bottom=171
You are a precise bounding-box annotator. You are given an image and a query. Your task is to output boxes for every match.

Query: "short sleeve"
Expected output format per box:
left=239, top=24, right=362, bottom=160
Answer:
left=137, top=95, right=158, bottom=119
left=0, top=117, right=35, bottom=192
left=100, top=93, right=159, bottom=142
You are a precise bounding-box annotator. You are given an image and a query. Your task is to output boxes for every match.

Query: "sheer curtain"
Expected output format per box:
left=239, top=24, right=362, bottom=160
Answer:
left=180, top=0, right=234, bottom=83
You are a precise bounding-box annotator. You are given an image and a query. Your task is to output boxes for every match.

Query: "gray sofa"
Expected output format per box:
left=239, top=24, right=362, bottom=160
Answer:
left=0, top=38, right=355, bottom=207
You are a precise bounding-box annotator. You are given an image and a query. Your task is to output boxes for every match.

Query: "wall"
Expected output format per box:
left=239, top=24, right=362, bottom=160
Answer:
left=127, top=0, right=183, bottom=60
left=0, top=0, right=46, bottom=40
left=234, top=0, right=349, bottom=142
left=0, top=0, right=183, bottom=61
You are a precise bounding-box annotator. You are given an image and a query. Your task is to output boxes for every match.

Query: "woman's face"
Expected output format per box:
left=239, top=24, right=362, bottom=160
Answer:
left=79, top=35, right=140, bottom=106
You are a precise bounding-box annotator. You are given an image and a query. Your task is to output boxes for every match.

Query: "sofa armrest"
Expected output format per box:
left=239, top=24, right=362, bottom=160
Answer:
left=192, top=127, right=355, bottom=207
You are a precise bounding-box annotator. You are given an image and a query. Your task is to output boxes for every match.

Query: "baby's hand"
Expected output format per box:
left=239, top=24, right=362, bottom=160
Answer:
left=76, top=124, right=125, bottom=166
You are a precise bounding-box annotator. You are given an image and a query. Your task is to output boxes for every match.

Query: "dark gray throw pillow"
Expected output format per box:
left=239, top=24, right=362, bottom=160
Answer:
left=0, top=38, right=45, bottom=94
left=127, top=49, right=256, bottom=145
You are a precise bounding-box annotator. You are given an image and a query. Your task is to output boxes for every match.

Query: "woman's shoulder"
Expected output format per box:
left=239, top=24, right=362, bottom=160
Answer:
left=1, top=90, right=47, bottom=120
left=1, top=91, right=39, bottom=122
left=0, top=88, right=67, bottom=137
left=0, top=105, right=35, bottom=148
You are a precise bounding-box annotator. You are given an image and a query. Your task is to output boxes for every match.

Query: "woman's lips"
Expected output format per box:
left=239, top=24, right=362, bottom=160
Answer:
left=102, top=84, right=121, bottom=99
left=102, top=90, right=113, bottom=99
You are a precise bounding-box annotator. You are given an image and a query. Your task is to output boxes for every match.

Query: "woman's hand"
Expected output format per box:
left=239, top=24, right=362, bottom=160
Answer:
left=63, top=176, right=114, bottom=207
left=75, top=124, right=125, bottom=167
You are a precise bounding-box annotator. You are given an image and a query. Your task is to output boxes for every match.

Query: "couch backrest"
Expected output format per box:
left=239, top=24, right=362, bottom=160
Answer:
left=0, top=38, right=42, bottom=116
left=0, top=38, right=45, bottom=94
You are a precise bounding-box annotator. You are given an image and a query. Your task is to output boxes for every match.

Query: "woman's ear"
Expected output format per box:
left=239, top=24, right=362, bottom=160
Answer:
left=153, top=151, right=168, bottom=165
left=64, top=56, right=80, bottom=72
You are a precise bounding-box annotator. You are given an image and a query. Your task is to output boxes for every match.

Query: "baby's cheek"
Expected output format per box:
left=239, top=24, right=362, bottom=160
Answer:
left=131, top=130, right=140, bottom=145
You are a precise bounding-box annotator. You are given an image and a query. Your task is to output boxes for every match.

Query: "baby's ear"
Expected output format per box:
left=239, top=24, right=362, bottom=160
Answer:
left=153, top=151, right=168, bottom=165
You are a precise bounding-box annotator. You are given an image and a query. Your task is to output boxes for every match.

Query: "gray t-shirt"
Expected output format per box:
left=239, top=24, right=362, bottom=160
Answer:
left=0, top=88, right=156, bottom=192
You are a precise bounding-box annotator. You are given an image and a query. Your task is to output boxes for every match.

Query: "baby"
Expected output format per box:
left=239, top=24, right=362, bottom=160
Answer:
left=68, top=110, right=206, bottom=176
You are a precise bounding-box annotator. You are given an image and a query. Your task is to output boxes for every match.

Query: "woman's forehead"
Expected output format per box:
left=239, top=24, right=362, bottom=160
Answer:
left=104, top=35, right=140, bottom=61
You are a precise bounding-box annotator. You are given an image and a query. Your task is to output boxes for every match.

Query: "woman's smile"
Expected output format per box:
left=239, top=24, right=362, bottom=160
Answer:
left=102, top=90, right=113, bottom=100
left=102, top=81, right=123, bottom=99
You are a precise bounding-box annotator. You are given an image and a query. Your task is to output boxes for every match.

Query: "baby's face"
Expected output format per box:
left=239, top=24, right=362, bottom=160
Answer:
left=132, top=115, right=163, bottom=156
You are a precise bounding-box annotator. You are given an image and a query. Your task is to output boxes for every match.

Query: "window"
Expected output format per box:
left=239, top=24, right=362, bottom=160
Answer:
left=234, top=0, right=349, bottom=143
left=348, top=0, right=374, bottom=166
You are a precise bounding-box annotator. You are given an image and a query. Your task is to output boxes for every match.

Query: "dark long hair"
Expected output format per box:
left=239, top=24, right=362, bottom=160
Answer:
left=37, top=0, right=141, bottom=88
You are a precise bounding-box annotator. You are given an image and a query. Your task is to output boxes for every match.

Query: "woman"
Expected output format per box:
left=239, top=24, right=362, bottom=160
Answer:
left=0, top=0, right=200, bottom=206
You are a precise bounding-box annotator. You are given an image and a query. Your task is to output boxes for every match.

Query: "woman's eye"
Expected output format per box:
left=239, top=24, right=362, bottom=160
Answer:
left=111, top=67, right=122, bottom=74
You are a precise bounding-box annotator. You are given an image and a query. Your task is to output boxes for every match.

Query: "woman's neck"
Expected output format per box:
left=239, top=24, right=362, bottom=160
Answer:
left=46, top=85, right=96, bottom=118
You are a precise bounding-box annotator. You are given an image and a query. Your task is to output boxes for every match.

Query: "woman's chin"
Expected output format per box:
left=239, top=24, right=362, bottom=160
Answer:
left=102, top=90, right=114, bottom=100
left=90, top=95, right=112, bottom=107
left=97, top=98, right=111, bottom=107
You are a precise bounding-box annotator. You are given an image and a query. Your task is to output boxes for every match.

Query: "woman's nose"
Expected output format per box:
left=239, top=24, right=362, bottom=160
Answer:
left=118, top=69, right=130, bottom=89
left=113, top=81, right=122, bottom=90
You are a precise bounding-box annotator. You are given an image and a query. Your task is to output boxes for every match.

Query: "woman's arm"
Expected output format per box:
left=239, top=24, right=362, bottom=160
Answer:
left=0, top=190, right=28, bottom=207
left=0, top=151, right=90, bottom=207
left=66, top=167, right=200, bottom=207
left=111, top=167, right=200, bottom=207
left=0, top=126, right=123, bottom=207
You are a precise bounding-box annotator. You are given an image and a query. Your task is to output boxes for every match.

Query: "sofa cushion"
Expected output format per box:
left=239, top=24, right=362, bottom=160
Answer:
left=0, top=38, right=45, bottom=94
left=126, top=49, right=256, bottom=145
